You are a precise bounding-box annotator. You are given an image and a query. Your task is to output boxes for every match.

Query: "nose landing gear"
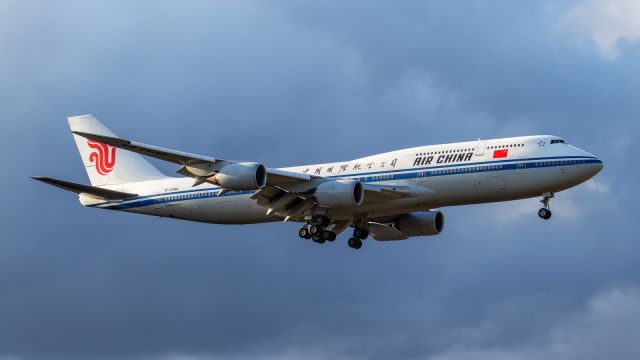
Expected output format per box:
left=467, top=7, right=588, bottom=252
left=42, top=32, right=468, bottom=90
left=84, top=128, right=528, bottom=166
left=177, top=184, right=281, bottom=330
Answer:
left=538, top=192, right=554, bottom=220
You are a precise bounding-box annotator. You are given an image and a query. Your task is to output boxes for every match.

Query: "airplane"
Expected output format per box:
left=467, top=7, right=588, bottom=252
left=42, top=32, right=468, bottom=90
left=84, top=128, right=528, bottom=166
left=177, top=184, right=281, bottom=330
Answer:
left=33, top=115, right=604, bottom=249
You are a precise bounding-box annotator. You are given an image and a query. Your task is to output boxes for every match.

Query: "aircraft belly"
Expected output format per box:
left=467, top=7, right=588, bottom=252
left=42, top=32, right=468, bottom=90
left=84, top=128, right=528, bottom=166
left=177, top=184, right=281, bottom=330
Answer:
left=427, top=164, right=592, bottom=207
left=195, top=195, right=275, bottom=224
left=327, top=197, right=431, bottom=219
left=419, top=172, right=502, bottom=204
left=543, top=163, right=594, bottom=192
left=125, top=195, right=276, bottom=225
left=419, top=168, right=543, bottom=206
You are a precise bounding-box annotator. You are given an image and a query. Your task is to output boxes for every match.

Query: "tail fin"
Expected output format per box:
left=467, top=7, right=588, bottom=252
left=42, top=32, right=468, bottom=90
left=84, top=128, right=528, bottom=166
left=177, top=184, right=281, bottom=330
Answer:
left=68, top=115, right=166, bottom=186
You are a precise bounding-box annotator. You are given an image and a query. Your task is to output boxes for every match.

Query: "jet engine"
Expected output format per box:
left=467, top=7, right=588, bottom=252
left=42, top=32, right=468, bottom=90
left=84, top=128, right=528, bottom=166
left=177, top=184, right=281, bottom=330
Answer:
left=394, top=211, right=444, bottom=237
left=208, top=162, right=267, bottom=190
left=314, top=180, right=364, bottom=207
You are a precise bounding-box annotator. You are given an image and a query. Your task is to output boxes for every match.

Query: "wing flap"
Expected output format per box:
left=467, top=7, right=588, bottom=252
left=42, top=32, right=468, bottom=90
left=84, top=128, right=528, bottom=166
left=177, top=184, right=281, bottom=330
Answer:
left=250, top=185, right=312, bottom=220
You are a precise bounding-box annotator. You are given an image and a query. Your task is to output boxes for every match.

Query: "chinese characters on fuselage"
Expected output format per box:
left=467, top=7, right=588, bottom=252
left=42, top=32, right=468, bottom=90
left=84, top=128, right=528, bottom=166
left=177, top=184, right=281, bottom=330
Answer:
left=302, top=158, right=398, bottom=175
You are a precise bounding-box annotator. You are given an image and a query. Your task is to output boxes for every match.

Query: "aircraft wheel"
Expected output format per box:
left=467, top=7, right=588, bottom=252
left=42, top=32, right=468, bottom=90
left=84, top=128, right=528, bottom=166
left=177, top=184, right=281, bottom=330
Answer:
left=322, top=230, right=335, bottom=242
left=353, top=228, right=369, bottom=240
left=538, top=208, right=552, bottom=220
left=348, top=237, right=357, bottom=248
left=348, top=237, right=362, bottom=249
left=313, top=232, right=325, bottom=243
left=298, top=227, right=310, bottom=239
left=309, top=225, right=320, bottom=235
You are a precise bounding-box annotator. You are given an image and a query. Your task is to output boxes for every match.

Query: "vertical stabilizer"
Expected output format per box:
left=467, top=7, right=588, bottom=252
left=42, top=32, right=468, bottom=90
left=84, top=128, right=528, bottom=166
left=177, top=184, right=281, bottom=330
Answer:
left=68, top=115, right=166, bottom=186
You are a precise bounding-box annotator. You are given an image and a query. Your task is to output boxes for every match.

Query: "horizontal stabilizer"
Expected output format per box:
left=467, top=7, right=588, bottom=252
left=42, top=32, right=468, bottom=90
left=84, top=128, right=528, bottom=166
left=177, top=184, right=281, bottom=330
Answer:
left=31, top=176, right=138, bottom=201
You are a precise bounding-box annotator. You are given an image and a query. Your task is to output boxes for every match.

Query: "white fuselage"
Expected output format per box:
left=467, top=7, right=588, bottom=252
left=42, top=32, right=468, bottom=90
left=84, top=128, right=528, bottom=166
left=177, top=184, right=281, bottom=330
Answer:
left=80, top=135, right=603, bottom=224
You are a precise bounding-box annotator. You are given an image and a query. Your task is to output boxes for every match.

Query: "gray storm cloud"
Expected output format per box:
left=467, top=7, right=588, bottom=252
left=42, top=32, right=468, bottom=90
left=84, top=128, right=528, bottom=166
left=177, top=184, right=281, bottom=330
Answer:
left=0, top=1, right=638, bottom=359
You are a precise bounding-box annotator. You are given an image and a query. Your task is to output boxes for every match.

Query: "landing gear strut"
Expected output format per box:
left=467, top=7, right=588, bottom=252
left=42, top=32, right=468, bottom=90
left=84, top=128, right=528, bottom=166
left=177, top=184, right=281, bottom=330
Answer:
left=298, top=215, right=336, bottom=243
left=348, top=218, right=369, bottom=250
left=311, top=215, right=331, bottom=227
left=538, top=192, right=554, bottom=220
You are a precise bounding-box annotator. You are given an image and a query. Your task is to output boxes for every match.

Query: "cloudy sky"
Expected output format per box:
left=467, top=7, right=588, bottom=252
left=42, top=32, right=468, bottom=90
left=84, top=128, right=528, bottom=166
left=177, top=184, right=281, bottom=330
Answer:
left=1, top=0, right=639, bottom=359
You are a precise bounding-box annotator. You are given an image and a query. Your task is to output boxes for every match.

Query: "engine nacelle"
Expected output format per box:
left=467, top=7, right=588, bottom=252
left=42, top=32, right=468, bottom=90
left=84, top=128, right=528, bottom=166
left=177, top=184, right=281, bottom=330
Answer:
left=395, top=211, right=445, bottom=237
left=208, top=162, right=267, bottom=190
left=314, top=180, right=364, bottom=207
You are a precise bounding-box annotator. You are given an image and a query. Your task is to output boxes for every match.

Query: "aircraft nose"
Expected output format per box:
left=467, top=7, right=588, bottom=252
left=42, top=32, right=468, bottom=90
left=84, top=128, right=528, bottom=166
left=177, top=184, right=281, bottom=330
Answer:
left=591, top=158, right=604, bottom=176
left=573, top=146, right=603, bottom=179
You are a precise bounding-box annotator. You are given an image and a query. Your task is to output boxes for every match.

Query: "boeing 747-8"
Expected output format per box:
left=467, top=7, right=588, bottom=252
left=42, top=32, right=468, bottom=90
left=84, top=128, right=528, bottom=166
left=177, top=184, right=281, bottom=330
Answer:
left=33, top=115, right=603, bottom=249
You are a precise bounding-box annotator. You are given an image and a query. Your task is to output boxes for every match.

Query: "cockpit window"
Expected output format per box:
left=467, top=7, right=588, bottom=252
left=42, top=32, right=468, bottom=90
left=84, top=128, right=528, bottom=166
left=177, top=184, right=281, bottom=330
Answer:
left=550, top=139, right=566, bottom=144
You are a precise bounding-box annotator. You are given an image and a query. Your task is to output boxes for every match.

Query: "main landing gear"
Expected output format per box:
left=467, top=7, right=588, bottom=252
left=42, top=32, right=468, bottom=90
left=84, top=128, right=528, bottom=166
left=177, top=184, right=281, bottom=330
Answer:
left=298, top=216, right=336, bottom=244
left=538, top=192, right=554, bottom=220
left=348, top=219, right=369, bottom=250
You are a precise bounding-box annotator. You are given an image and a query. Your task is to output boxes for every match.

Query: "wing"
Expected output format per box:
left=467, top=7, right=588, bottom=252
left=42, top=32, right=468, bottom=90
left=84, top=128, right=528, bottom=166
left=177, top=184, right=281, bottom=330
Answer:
left=72, top=131, right=219, bottom=165
left=72, top=131, right=413, bottom=220
left=72, top=131, right=312, bottom=187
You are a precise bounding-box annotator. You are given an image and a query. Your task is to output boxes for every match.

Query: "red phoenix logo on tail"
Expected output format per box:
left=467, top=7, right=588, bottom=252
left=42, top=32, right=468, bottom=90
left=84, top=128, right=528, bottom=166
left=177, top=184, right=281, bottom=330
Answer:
left=87, top=140, right=116, bottom=175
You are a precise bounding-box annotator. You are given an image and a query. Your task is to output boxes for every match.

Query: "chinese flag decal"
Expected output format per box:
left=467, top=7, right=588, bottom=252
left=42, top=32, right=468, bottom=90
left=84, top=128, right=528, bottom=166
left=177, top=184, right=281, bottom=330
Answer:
left=493, top=149, right=508, bottom=158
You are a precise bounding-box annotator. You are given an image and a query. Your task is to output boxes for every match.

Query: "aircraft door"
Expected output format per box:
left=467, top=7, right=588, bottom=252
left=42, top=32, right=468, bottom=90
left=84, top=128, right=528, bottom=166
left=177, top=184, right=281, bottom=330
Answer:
left=513, top=144, right=530, bottom=174
left=474, top=140, right=487, bottom=156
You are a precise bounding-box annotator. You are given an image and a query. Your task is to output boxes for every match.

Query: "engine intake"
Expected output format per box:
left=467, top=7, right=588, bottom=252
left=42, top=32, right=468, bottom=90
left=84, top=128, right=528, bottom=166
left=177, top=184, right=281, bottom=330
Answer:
left=315, top=180, right=364, bottom=207
left=395, top=211, right=444, bottom=237
left=209, top=162, right=267, bottom=190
